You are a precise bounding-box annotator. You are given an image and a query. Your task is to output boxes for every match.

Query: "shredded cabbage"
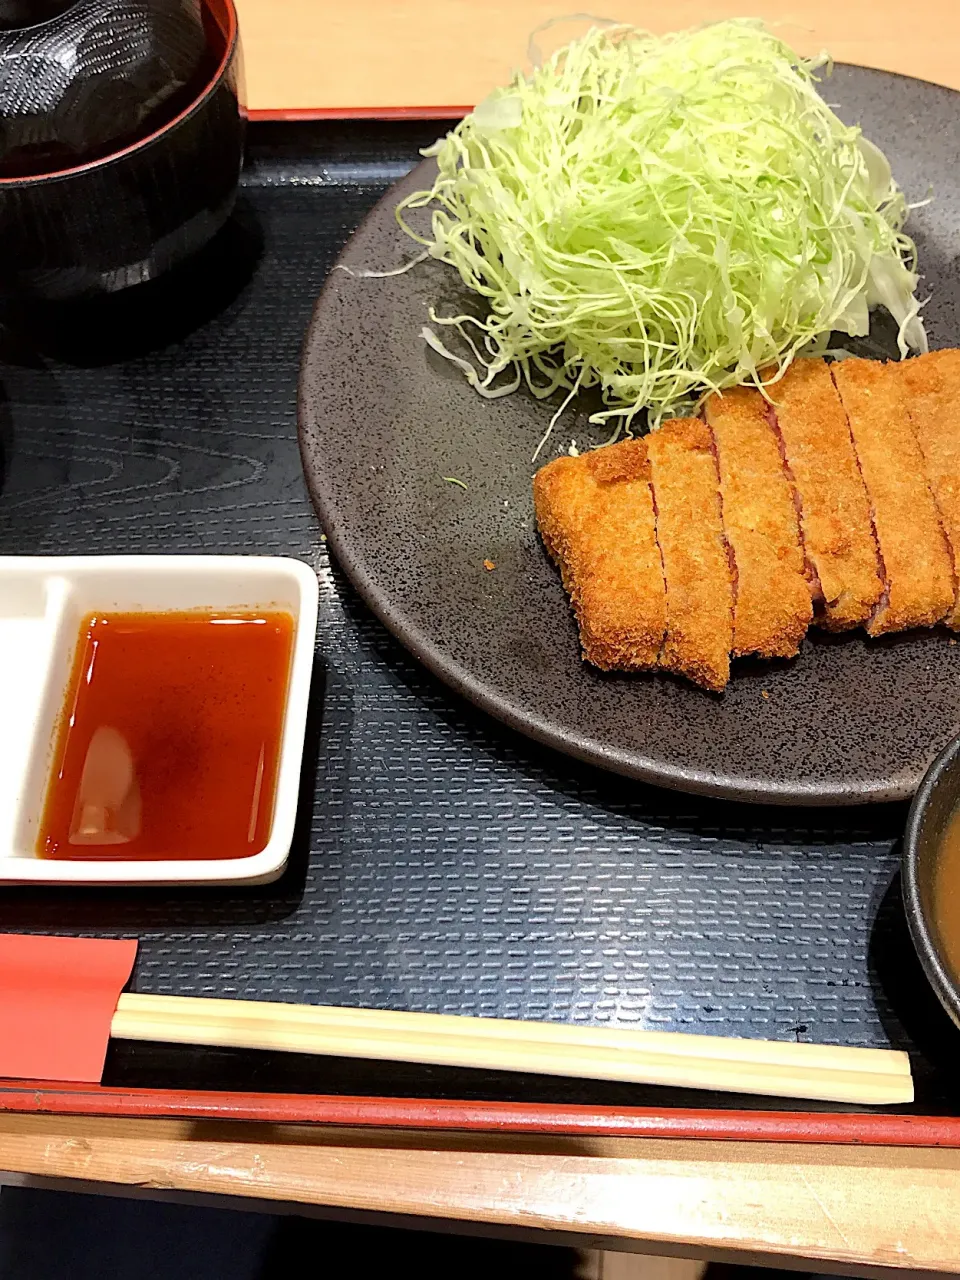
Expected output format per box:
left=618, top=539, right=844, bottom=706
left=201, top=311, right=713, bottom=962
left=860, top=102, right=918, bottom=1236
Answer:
left=397, top=19, right=926, bottom=437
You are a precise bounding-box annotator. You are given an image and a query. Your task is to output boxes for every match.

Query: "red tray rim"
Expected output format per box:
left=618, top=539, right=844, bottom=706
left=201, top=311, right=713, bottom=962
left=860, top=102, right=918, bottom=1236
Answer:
left=2, top=1080, right=959, bottom=1147
left=247, top=106, right=469, bottom=122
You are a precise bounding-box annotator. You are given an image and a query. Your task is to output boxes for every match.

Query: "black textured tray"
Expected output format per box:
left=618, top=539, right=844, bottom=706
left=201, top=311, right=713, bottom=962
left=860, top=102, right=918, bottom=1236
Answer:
left=1, top=119, right=958, bottom=1115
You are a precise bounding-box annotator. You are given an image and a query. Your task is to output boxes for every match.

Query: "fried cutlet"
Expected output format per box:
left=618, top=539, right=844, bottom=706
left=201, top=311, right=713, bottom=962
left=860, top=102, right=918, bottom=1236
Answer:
left=704, top=386, right=812, bottom=658
left=900, top=350, right=960, bottom=627
left=768, top=358, right=884, bottom=630
left=646, top=417, right=734, bottom=691
left=831, top=358, right=955, bottom=634
left=532, top=438, right=666, bottom=670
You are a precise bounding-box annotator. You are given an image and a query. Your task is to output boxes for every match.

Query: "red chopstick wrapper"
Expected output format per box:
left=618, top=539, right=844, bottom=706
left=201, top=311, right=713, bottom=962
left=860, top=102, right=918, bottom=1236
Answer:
left=0, top=934, right=137, bottom=1082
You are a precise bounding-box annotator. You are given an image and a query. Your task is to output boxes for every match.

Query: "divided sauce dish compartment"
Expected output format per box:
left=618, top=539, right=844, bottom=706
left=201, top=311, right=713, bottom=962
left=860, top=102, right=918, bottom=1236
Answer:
left=0, top=556, right=318, bottom=886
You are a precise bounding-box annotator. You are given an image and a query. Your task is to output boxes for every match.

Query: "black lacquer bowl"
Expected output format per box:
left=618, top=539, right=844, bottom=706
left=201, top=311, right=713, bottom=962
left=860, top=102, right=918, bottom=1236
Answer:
left=903, top=735, right=960, bottom=1029
left=0, top=0, right=243, bottom=298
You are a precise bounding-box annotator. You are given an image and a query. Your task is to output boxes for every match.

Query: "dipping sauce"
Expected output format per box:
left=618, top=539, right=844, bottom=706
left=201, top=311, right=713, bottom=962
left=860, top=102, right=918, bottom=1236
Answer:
left=932, top=804, right=960, bottom=979
left=38, top=610, right=294, bottom=860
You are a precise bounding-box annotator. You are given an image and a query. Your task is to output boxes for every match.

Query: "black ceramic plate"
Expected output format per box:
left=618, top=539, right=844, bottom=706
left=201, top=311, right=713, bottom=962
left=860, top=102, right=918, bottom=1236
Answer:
left=299, top=65, right=960, bottom=806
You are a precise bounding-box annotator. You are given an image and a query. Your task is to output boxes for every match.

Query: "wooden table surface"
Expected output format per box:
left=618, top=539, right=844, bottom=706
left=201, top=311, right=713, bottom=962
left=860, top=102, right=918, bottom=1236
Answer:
left=4, top=1114, right=960, bottom=1273
left=4, top=1, right=960, bottom=1271
left=233, top=0, right=960, bottom=114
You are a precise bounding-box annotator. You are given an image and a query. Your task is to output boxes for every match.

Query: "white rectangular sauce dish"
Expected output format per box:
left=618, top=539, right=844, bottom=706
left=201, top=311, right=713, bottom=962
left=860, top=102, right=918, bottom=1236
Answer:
left=0, top=555, right=318, bottom=886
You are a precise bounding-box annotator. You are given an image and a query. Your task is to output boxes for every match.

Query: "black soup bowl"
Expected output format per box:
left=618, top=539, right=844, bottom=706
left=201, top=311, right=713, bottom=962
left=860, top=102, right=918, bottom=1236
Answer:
left=903, top=730, right=960, bottom=1029
left=0, top=0, right=243, bottom=299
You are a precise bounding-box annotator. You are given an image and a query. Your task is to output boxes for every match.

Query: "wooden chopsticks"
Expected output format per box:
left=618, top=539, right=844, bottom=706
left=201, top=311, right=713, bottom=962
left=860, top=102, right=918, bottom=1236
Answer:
left=110, top=994, right=914, bottom=1105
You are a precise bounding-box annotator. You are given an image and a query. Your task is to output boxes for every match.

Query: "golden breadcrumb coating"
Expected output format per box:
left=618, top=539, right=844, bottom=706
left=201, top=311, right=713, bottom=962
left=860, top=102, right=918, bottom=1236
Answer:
left=704, top=386, right=812, bottom=658
left=900, top=350, right=960, bottom=627
left=832, top=358, right=954, bottom=634
left=646, top=418, right=734, bottom=691
left=770, top=358, right=883, bottom=630
left=533, top=438, right=666, bottom=670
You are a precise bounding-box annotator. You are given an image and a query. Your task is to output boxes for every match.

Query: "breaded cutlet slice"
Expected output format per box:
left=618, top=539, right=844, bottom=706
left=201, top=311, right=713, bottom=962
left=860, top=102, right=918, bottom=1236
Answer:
left=647, top=417, right=734, bottom=691
left=704, top=386, right=812, bottom=658
left=900, top=350, right=960, bottom=627
left=532, top=438, right=666, bottom=670
left=768, top=358, right=883, bottom=630
left=831, top=358, right=955, bottom=635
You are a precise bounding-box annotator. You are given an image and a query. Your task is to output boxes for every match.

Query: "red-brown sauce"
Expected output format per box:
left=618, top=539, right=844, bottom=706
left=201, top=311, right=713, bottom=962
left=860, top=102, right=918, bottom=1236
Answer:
left=933, top=804, right=960, bottom=979
left=38, top=610, right=294, bottom=860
